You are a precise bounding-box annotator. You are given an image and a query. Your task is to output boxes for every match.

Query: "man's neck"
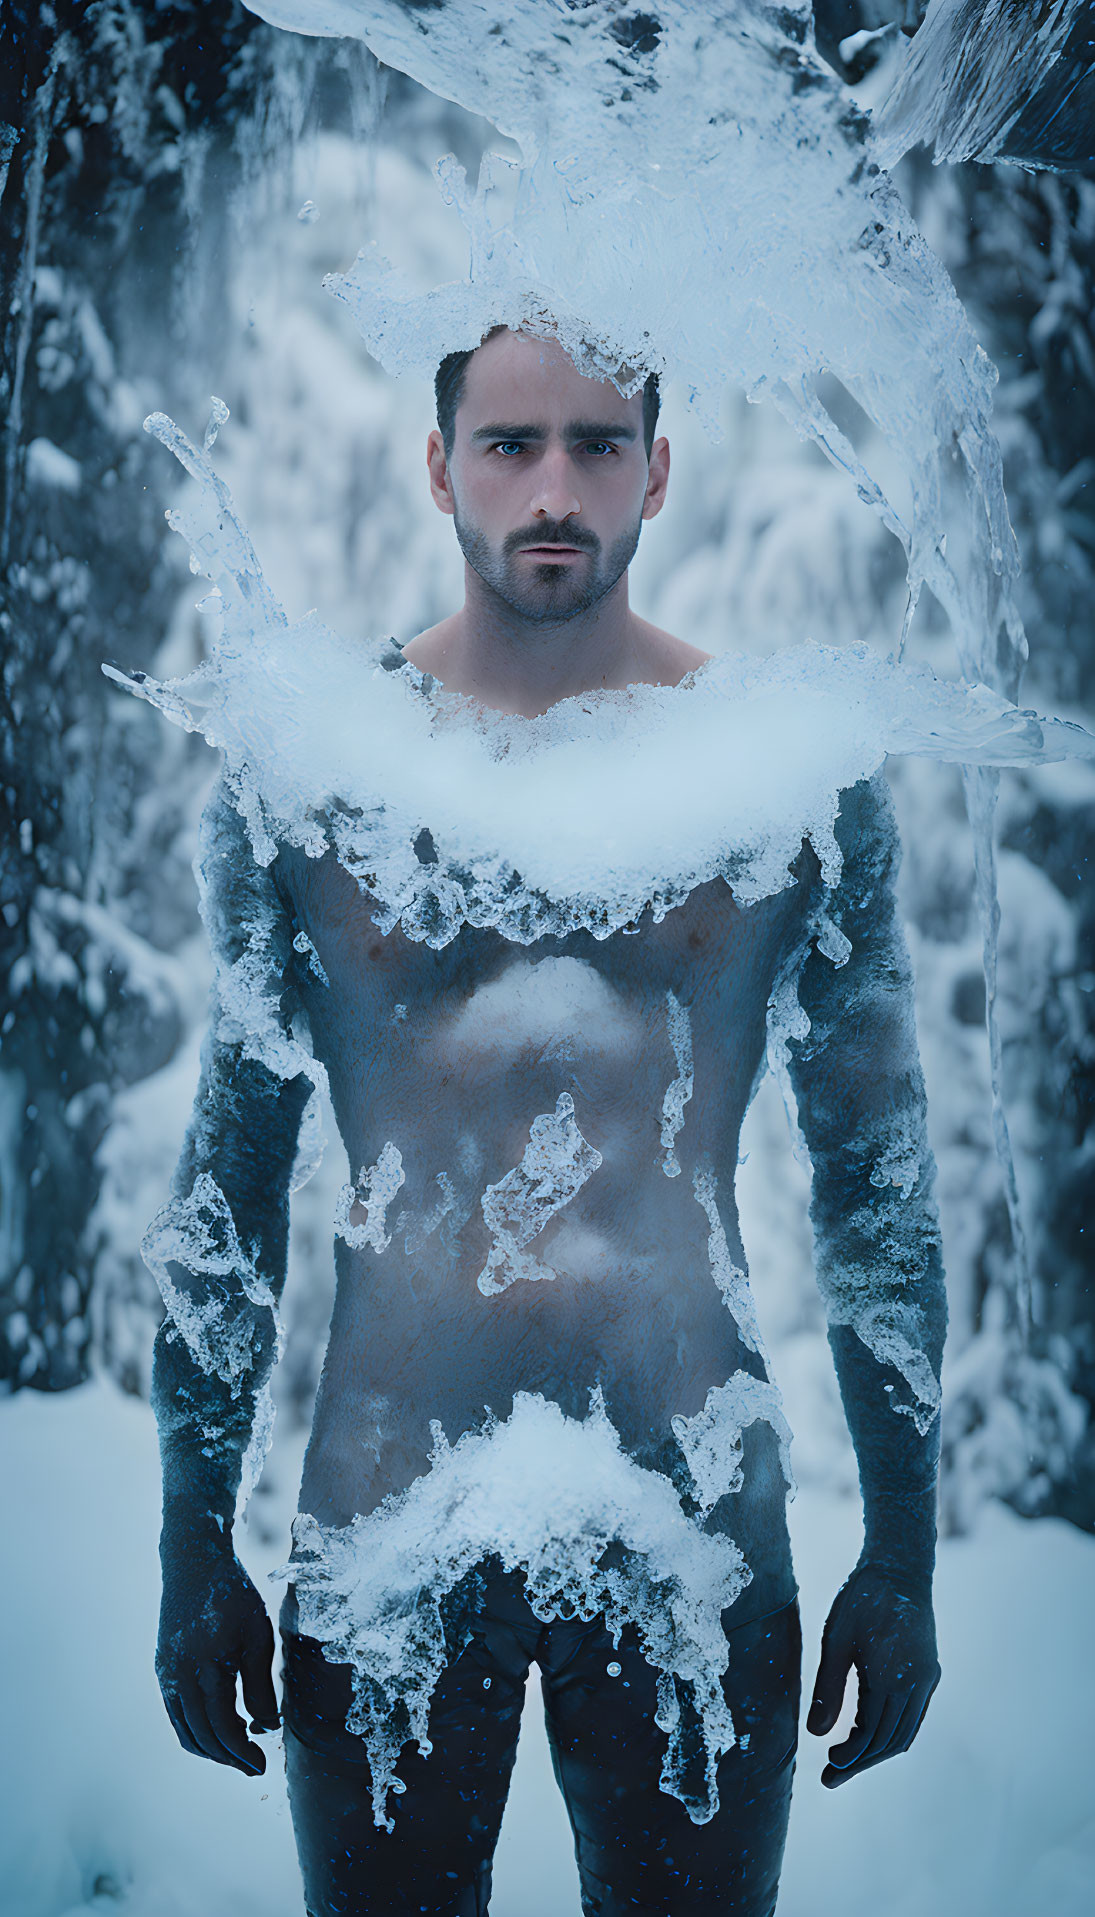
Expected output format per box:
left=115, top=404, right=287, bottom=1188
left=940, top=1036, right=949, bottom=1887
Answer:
left=404, top=568, right=708, bottom=717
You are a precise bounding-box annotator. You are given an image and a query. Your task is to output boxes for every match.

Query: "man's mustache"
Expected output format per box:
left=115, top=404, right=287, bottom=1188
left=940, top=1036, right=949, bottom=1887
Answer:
left=504, top=523, right=599, bottom=555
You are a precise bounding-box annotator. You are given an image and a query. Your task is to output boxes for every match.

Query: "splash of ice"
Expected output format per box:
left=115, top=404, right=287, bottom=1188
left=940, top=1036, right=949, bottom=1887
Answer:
left=659, top=990, right=694, bottom=1178
left=477, top=1093, right=603, bottom=1296
left=278, top=1388, right=748, bottom=1829
left=335, top=1141, right=406, bottom=1253
left=244, top=0, right=1026, bottom=689
left=673, top=1373, right=795, bottom=1520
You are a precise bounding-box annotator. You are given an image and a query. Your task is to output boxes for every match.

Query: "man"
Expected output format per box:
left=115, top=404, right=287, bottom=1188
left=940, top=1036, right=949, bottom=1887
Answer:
left=153, top=325, right=945, bottom=1916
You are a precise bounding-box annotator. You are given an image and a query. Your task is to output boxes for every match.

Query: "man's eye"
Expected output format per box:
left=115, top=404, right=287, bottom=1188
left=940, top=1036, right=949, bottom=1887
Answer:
left=493, top=441, right=525, bottom=456
left=584, top=442, right=615, bottom=456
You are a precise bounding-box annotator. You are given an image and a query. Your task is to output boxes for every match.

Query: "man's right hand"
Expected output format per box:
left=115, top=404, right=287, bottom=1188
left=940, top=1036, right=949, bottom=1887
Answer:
left=156, top=1547, right=280, bottom=1774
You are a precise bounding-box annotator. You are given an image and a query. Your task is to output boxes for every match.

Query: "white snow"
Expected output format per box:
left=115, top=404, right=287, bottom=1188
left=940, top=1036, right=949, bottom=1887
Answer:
left=3, top=1376, right=1092, bottom=1915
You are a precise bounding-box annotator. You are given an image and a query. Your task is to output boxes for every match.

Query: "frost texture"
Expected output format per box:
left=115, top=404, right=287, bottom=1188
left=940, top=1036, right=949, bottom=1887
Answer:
left=335, top=1142, right=406, bottom=1253
left=142, top=1170, right=279, bottom=1392
left=477, top=1093, right=603, bottom=1296
left=279, top=1390, right=748, bottom=1829
left=673, top=1375, right=795, bottom=1520
left=659, top=991, right=694, bottom=1178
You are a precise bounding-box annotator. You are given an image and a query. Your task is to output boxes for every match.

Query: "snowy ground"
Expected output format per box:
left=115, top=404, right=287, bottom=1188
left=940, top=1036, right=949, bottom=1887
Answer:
left=3, top=1379, right=1092, bottom=1917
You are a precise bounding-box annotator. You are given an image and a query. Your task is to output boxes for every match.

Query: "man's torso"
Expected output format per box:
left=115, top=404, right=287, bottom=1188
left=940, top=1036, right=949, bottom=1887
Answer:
left=274, top=842, right=818, bottom=1609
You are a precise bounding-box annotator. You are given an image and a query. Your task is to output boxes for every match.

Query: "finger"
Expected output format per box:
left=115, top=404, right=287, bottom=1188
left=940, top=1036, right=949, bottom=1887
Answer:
left=240, top=1625, right=280, bottom=1733
left=889, top=1677, right=937, bottom=1756
left=201, top=1671, right=267, bottom=1774
left=823, top=1691, right=904, bottom=1788
left=162, top=1690, right=205, bottom=1760
left=174, top=1674, right=239, bottom=1769
left=807, top=1623, right=853, bottom=1736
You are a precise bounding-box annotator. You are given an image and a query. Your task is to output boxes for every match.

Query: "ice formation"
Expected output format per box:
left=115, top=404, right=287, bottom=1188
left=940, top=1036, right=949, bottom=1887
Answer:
left=673, top=1375, right=795, bottom=1520
left=684, top=1170, right=797, bottom=1494
left=659, top=990, right=694, bottom=1178
left=874, top=0, right=1091, bottom=170
left=477, top=1093, right=603, bottom=1296
left=692, top=1168, right=766, bottom=1362
left=142, top=1170, right=280, bottom=1392
left=335, top=1142, right=406, bottom=1253
left=279, top=1389, right=748, bottom=1828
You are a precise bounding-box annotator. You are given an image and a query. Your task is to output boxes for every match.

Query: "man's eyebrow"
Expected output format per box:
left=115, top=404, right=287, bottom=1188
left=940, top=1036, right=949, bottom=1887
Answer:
left=468, top=420, right=638, bottom=443
left=567, top=420, right=638, bottom=442
left=469, top=423, right=548, bottom=443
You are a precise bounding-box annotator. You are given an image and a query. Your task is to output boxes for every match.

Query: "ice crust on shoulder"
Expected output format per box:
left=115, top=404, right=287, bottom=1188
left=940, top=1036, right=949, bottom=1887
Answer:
left=280, top=1389, right=748, bottom=1830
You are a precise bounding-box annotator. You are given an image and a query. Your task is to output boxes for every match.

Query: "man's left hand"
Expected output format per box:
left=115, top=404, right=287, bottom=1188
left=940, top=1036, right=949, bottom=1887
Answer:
left=806, top=1561, right=940, bottom=1787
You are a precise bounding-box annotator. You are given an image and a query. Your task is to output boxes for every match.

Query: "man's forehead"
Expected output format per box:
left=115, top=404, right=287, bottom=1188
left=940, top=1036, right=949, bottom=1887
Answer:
left=461, top=327, right=641, bottom=423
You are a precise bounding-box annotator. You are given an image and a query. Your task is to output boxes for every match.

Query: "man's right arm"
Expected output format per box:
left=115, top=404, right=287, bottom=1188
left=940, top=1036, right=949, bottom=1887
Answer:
left=148, top=778, right=312, bottom=1774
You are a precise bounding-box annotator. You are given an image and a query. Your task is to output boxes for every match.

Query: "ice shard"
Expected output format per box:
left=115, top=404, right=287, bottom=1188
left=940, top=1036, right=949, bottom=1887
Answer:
left=874, top=0, right=1095, bottom=172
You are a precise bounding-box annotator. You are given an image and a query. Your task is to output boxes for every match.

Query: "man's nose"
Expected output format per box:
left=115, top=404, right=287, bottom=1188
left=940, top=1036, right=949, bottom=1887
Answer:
left=529, top=448, right=581, bottom=522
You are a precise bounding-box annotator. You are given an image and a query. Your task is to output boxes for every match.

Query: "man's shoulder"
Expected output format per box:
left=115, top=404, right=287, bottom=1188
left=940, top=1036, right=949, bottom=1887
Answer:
left=631, top=617, right=711, bottom=686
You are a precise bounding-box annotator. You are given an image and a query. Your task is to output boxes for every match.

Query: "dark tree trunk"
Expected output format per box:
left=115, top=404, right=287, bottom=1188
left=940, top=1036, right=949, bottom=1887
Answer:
left=0, top=1, right=281, bottom=1391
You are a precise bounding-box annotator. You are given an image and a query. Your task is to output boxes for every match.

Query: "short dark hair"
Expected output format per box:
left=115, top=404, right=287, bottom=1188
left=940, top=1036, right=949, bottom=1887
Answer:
left=435, top=328, right=661, bottom=458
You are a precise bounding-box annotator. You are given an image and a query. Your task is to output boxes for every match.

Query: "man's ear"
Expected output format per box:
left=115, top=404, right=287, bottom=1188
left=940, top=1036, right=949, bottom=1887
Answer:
left=642, top=435, right=670, bottom=521
left=427, top=428, right=456, bottom=517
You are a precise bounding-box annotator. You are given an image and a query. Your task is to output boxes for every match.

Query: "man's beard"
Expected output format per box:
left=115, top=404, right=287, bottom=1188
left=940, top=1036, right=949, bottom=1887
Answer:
left=452, top=508, right=642, bottom=626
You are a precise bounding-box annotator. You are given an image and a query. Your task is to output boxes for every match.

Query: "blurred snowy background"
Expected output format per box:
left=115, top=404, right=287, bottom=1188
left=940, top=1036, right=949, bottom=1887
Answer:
left=1, top=3, right=1093, bottom=1913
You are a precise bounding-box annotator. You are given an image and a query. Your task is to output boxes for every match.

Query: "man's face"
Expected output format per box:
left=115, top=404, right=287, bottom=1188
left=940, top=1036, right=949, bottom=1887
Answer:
left=428, top=329, right=667, bottom=625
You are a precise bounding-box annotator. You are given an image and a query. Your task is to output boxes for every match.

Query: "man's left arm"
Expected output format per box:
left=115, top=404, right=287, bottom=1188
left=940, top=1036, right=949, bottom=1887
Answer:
left=786, top=772, right=946, bottom=1788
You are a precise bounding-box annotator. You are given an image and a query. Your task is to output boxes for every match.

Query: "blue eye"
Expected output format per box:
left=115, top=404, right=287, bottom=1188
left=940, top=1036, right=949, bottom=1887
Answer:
left=494, top=441, right=524, bottom=456
left=584, top=442, right=614, bottom=456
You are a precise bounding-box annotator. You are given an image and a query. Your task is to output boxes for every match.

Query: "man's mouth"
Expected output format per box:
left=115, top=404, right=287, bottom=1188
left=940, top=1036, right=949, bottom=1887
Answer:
left=520, top=544, right=586, bottom=558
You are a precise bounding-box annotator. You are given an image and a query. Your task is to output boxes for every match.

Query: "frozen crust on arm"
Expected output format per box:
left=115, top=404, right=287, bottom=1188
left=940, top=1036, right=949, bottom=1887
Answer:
left=787, top=773, right=947, bottom=1586
left=145, top=776, right=312, bottom=1553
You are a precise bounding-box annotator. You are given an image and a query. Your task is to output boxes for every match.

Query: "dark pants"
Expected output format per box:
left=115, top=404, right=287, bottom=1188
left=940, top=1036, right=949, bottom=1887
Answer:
left=281, top=1570, right=801, bottom=1917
